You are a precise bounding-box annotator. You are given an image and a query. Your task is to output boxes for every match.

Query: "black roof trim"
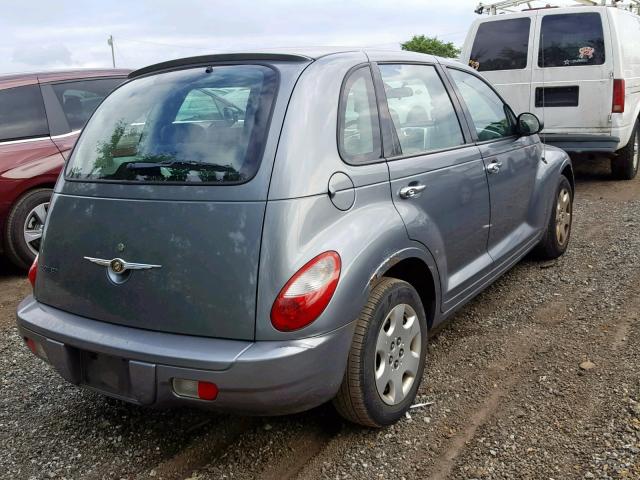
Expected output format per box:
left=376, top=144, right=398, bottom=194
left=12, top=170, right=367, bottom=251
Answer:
left=129, top=53, right=313, bottom=79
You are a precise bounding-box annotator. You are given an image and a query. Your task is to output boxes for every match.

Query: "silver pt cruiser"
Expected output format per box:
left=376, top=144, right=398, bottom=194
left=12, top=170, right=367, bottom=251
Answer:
left=17, top=49, right=574, bottom=427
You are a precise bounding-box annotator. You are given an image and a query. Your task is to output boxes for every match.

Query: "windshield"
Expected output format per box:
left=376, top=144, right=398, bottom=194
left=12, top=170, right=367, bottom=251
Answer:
left=66, top=64, right=278, bottom=184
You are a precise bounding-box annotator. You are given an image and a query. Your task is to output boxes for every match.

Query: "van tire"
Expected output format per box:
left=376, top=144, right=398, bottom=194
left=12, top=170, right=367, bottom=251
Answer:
left=3, top=188, right=52, bottom=270
left=333, top=278, right=428, bottom=427
left=611, top=120, right=639, bottom=180
left=534, top=175, right=573, bottom=260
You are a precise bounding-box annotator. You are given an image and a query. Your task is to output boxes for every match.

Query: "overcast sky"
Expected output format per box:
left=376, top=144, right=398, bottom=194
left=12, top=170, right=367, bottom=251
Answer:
left=0, top=0, right=575, bottom=74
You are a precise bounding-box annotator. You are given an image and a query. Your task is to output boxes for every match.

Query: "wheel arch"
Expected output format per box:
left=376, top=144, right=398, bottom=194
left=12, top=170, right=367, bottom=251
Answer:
left=370, top=248, right=441, bottom=330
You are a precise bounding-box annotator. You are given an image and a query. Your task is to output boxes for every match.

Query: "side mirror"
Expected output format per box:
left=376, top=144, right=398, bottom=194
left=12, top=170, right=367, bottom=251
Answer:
left=517, top=112, right=543, bottom=136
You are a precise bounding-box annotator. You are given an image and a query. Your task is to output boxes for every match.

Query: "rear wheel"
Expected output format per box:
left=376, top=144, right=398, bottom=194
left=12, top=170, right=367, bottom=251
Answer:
left=3, top=188, right=52, bottom=270
left=534, top=176, right=573, bottom=260
left=333, top=278, right=428, bottom=427
left=611, top=120, right=639, bottom=180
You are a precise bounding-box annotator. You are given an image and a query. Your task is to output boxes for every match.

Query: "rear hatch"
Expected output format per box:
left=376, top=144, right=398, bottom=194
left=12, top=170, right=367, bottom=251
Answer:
left=35, top=60, right=302, bottom=340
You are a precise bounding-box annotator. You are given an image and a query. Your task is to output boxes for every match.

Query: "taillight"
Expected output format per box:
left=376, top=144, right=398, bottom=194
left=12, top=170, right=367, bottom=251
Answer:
left=271, top=251, right=341, bottom=332
left=613, top=79, right=625, bottom=113
left=28, top=256, right=38, bottom=289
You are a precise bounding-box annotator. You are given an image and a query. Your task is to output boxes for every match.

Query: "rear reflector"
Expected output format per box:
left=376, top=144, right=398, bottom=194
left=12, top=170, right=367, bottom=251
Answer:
left=613, top=79, right=625, bottom=113
left=25, top=337, right=48, bottom=361
left=28, top=255, right=38, bottom=289
left=271, top=251, right=341, bottom=332
left=172, top=378, right=218, bottom=401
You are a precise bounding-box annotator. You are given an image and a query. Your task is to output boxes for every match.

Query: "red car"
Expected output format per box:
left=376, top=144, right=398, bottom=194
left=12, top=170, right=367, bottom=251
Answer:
left=0, top=69, right=129, bottom=269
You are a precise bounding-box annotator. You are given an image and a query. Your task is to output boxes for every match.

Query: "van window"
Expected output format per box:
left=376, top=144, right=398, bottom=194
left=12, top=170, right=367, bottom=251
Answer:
left=539, top=13, right=605, bottom=68
left=0, top=85, right=49, bottom=142
left=448, top=69, right=516, bottom=142
left=338, top=66, right=382, bottom=163
left=379, top=64, right=464, bottom=156
left=66, top=65, right=277, bottom=184
left=51, top=78, right=124, bottom=131
left=470, top=18, right=530, bottom=71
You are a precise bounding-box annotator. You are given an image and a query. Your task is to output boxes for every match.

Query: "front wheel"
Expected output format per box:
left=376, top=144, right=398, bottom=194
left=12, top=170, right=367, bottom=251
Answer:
left=611, top=120, right=639, bottom=180
left=534, top=175, right=573, bottom=260
left=333, top=278, right=428, bottom=427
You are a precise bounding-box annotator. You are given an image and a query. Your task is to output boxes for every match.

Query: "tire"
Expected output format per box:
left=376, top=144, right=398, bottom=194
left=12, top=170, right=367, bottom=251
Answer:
left=333, top=278, right=428, bottom=427
left=3, top=188, right=52, bottom=270
left=534, top=175, right=573, bottom=260
left=611, top=120, right=639, bottom=180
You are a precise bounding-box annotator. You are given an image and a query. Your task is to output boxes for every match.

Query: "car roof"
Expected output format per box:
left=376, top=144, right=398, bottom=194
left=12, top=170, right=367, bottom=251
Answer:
left=0, top=68, right=131, bottom=90
left=128, top=48, right=442, bottom=78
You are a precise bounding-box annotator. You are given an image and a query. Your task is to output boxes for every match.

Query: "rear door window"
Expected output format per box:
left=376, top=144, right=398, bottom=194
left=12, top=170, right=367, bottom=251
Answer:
left=539, top=13, right=605, bottom=68
left=51, top=78, right=125, bottom=131
left=448, top=69, right=516, bottom=142
left=0, top=85, right=49, bottom=142
left=379, top=64, right=465, bottom=156
left=66, top=65, right=277, bottom=184
left=470, top=18, right=531, bottom=71
left=338, top=66, right=382, bottom=163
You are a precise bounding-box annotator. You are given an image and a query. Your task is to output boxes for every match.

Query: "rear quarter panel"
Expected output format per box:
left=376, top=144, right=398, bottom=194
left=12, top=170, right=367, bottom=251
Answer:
left=609, top=9, right=640, bottom=143
left=0, top=138, right=63, bottom=235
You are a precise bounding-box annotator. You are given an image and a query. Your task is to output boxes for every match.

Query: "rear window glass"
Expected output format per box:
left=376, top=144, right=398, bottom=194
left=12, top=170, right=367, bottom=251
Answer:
left=51, top=78, right=125, bottom=131
left=469, top=18, right=530, bottom=71
left=0, top=85, right=49, bottom=142
left=539, top=13, right=605, bottom=68
left=66, top=65, right=277, bottom=184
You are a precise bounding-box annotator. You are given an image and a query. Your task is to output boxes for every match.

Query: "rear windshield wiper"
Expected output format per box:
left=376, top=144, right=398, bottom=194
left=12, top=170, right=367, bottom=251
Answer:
left=124, top=160, right=237, bottom=173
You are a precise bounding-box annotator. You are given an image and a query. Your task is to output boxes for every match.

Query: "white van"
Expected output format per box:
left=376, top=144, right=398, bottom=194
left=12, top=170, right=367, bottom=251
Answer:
left=461, top=2, right=640, bottom=179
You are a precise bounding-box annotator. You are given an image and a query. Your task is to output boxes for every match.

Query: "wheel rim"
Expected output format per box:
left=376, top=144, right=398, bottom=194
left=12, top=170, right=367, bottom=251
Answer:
left=374, top=303, right=422, bottom=406
left=23, top=202, right=49, bottom=256
left=555, top=187, right=572, bottom=247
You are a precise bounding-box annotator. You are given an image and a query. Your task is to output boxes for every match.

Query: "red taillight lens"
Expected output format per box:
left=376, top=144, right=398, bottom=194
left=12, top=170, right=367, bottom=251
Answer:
left=613, top=79, right=625, bottom=113
left=271, top=251, right=341, bottom=332
left=172, top=378, right=219, bottom=401
left=28, top=256, right=38, bottom=289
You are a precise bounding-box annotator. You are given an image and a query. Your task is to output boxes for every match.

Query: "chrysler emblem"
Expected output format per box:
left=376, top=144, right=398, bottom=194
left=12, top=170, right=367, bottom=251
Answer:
left=84, top=256, right=162, bottom=275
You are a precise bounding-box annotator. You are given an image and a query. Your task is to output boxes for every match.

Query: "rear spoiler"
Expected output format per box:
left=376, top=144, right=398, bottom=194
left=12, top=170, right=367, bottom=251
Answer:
left=129, top=53, right=313, bottom=79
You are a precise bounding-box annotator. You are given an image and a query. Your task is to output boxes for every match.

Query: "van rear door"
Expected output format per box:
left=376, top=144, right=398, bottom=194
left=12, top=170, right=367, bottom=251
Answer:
left=463, top=14, right=534, bottom=115
left=530, top=9, right=613, bottom=134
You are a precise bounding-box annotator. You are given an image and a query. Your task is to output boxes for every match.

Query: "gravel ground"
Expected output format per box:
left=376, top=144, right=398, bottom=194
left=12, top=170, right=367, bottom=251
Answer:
left=0, top=156, right=638, bottom=479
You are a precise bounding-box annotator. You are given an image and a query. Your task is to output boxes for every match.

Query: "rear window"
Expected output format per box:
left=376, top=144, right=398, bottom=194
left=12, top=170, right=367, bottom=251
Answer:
left=51, top=78, right=125, bottom=131
left=539, top=13, right=605, bottom=68
left=0, top=85, right=49, bottom=142
left=469, top=18, right=530, bottom=71
left=66, top=65, right=277, bottom=184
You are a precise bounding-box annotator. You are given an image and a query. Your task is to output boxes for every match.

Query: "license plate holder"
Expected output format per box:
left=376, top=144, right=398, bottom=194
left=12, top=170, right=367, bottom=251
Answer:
left=80, top=351, right=131, bottom=397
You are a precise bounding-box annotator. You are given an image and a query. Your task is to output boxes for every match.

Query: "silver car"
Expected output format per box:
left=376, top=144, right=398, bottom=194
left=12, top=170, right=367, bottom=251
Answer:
left=17, top=49, right=574, bottom=427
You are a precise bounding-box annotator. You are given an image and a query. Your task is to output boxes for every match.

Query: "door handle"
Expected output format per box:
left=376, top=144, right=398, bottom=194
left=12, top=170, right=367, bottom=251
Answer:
left=399, top=184, right=427, bottom=199
left=486, top=160, right=503, bottom=174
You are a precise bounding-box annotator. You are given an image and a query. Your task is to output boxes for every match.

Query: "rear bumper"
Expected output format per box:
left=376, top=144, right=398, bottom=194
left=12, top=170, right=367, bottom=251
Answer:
left=541, top=133, right=621, bottom=153
left=16, top=296, right=354, bottom=415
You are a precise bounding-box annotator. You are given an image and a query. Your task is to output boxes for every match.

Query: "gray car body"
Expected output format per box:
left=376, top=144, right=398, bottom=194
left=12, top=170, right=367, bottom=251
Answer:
left=17, top=49, right=573, bottom=415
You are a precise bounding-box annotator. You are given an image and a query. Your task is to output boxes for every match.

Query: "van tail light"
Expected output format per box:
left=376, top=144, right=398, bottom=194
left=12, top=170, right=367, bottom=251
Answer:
left=613, top=79, right=625, bottom=113
left=28, top=255, right=38, bottom=289
left=271, top=251, right=341, bottom=332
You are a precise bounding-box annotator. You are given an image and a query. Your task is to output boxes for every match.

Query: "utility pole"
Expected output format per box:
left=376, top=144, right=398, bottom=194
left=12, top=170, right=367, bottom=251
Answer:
left=107, top=35, right=116, bottom=68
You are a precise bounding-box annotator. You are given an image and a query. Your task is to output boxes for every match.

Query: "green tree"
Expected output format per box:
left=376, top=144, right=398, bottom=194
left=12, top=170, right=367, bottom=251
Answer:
left=401, top=35, right=461, bottom=58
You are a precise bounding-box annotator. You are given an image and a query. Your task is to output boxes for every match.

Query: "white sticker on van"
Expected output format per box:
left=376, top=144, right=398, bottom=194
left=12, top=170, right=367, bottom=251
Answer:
left=579, top=47, right=595, bottom=60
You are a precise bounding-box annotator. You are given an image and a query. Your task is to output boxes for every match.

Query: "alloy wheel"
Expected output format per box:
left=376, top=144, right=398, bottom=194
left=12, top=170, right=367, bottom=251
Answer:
left=23, top=202, right=49, bottom=256
left=555, top=188, right=572, bottom=247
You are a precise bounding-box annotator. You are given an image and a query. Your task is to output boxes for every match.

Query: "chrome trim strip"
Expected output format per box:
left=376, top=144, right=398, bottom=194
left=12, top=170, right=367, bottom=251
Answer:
left=0, top=130, right=80, bottom=147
